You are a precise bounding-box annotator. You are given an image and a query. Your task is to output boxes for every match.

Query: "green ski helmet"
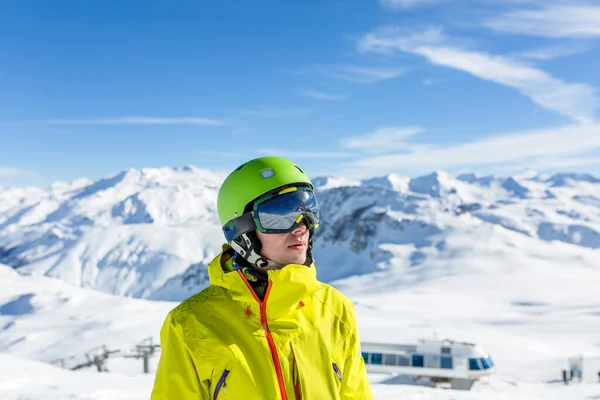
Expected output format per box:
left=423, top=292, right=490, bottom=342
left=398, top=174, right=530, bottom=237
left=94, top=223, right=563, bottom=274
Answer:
left=217, top=156, right=316, bottom=267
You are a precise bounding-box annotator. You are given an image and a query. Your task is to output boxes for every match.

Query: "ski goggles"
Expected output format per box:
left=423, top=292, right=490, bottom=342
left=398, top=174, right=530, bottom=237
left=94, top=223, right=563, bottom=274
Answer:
left=223, top=186, right=320, bottom=242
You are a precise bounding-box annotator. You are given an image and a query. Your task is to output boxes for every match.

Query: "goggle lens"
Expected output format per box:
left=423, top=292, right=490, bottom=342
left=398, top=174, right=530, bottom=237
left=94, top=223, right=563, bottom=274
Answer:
left=255, top=188, right=319, bottom=232
left=222, top=187, right=320, bottom=242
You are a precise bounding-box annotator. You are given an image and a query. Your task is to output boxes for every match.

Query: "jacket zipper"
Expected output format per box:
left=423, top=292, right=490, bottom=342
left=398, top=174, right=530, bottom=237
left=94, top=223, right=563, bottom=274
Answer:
left=214, top=369, right=230, bottom=400
left=332, top=363, right=342, bottom=382
left=237, top=270, right=288, bottom=400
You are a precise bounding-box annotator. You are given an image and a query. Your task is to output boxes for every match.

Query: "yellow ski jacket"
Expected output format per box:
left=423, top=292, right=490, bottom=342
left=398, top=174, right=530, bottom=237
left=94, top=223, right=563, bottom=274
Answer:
left=151, top=245, right=373, bottom=400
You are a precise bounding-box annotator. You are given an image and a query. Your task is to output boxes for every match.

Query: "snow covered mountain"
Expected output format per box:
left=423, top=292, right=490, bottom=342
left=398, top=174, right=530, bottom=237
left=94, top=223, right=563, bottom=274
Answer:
left=0, top=166, right=227, bottom=300
left=1, top=166, right=599, bottom=302
left=2, top=166, right=600, bottom=399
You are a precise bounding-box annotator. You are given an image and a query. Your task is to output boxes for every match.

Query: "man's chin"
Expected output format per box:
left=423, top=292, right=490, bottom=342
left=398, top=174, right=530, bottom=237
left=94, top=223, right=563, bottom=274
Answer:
left=281, top=254, right=307, bottom=266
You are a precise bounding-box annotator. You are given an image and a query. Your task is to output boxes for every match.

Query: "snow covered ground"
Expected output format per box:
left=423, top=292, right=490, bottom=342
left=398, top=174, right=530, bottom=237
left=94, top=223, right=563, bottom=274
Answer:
left=0, top=353, right=154, bottom=400
left=2, top=352, right=599, bottom=400
left=2, top=260, right=600, bottom=399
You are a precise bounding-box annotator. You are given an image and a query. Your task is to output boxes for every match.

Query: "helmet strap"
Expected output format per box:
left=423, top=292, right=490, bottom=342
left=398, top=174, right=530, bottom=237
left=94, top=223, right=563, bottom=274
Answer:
left=231, top=232, right=282, bottom=269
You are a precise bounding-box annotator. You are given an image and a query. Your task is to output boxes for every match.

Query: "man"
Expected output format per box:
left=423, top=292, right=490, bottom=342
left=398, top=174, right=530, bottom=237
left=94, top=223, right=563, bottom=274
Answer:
left=151, top=156, right=373, bottom=399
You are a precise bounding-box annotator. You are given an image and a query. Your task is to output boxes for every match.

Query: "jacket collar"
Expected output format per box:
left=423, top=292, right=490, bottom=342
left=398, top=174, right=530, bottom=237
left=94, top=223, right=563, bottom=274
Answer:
left=208, top=244, right=320, bottom=320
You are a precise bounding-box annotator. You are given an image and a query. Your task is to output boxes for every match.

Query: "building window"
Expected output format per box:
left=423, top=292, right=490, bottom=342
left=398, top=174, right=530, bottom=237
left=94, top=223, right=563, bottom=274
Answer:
left=371, top=353, right=383, bottom=365
left=397, top=355, right=410, bottom=366
left=481, top=357, right=492, bottom=369
left=469, top=358, right=481, bottom=370
left=383, top=354, right=397, bottom=365
left=361, top=352, right=370, bottom=364
left=412, top=354, right=424, bottom=367
left=424, top=354, right=440, bottom=369
left=441, top=356, right=453, bottom=369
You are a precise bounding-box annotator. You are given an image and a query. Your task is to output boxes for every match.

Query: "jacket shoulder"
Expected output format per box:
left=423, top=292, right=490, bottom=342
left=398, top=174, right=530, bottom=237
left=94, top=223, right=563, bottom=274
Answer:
left=313, top=282, right=357, bottom=330
left=170, top=284, right=228, bottom=323
left=315, top=282, right=355, bottom=309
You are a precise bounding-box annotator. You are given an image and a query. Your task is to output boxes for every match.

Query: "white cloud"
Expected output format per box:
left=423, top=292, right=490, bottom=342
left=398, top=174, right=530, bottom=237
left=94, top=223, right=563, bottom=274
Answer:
left=378, top=0, right=444, bottom=9
left=258, top=148, right=356, bottom=159
left=359, top=28, right=446, bottom=54
left=358, top=27, right=597, bottom=123
left=340, top=127, right=424, bottom=153
left=498, top=155, right=600, bottom=172
left=345, top=123, right=600, bottom=174
left=237, top=106, right=312, bottom=118
left=286, top=65, right=405, bottom=84
left=44, top=117, right=223, bottom=125
left=0, top=167, right=24, bottom=178
left=518, top=43, right=592, bottom=60
left=324, top=65, right=406, bottom=83
left=303, top=91, right=347, bottom=101
left=484, top=5, right=600, bottom=38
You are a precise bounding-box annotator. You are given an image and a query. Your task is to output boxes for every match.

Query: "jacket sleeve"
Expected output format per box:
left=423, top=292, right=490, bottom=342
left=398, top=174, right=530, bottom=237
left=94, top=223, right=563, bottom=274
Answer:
left=151, top=312, right=210, bottom=400
left=341, top=303, right=374, bottom=400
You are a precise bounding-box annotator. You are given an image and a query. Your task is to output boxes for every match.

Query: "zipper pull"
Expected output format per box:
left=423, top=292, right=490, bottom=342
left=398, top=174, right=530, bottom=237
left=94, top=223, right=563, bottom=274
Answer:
left=332, top=363, right=342, bottom=382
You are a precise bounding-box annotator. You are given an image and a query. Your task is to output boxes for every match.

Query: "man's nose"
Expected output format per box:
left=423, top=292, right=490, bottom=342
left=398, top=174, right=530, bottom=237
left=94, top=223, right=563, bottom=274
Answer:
left=291, top=219, right=308, bottom=235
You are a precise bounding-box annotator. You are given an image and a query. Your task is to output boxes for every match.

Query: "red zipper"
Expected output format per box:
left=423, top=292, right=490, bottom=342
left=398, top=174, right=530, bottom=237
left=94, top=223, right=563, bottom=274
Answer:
left=237, top=270, right=288, bottom=400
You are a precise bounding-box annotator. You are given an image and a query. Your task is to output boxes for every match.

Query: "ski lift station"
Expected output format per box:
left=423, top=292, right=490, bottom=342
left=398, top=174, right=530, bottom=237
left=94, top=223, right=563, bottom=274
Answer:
left=361, top=338, right=496, bottom=390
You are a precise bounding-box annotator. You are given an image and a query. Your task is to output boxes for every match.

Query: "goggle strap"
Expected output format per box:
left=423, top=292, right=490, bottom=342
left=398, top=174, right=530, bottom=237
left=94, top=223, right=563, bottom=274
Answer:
left=253, top=185, right=310, bottom=210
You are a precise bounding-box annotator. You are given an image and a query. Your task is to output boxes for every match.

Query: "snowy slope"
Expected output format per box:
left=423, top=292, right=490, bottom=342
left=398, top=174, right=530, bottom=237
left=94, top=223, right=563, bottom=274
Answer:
left=3, top=351, right=600, bottom=400
left=0, top=353, right=155, bottom=400
left=0, top=264, right=172, bottom=372
left=2, top=262, right=600, bottom=399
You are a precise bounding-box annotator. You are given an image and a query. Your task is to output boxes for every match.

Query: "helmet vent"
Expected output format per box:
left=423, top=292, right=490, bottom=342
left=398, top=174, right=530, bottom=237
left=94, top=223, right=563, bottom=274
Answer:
left=260, top=168, right=275, bottom=179
left=295, top=165, right=304, bottom=173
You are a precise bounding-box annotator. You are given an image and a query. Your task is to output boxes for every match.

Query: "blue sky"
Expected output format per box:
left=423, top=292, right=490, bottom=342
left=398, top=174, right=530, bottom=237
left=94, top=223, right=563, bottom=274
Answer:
left=1, top=0, right=600, bottom=187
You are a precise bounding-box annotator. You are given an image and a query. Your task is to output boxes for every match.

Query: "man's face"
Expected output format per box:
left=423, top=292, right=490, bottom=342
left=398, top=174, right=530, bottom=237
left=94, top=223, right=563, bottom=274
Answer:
left=255, top=220, right=309, bottom=267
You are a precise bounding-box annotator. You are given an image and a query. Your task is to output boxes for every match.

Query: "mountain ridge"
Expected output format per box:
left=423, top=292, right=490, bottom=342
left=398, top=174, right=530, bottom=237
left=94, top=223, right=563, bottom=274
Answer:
left=1, top=165, right=599, bottom=300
